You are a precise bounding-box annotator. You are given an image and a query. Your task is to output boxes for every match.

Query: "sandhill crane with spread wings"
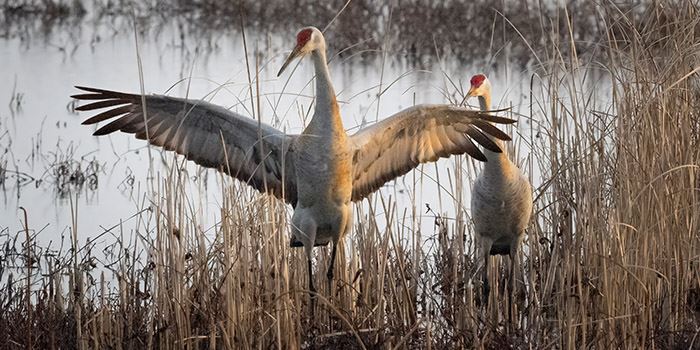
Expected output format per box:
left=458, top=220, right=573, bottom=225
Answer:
left=466, top=74, right=532, bottom=325
left=71, top=27, right=515, bottom=311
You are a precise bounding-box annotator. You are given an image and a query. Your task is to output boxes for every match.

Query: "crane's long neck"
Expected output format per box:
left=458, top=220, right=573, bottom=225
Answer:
left=478, top=94, right=508, bottom=168
left=309, top=47, right=343, bottom=134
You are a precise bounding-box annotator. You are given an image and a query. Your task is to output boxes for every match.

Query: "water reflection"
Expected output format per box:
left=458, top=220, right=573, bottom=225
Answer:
left=2, top=0, right=610, bottom=65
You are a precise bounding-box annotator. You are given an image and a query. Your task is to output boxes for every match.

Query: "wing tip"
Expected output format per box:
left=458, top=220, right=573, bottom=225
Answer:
left=74, top=85, right=101, bottom=93
left=73, top=85, right=135, bottom=100
left=479, top=112, right=517, bottom=125
left=92, top=128, right=111, bottom=136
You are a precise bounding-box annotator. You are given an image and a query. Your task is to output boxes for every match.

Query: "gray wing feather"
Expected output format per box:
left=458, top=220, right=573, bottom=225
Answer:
left=72, top=86, right=298, bottom=204
left=349, top=104, right=514, bottom=201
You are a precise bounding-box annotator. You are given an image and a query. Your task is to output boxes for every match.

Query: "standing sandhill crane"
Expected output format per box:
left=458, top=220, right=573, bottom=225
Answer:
left=71, top=27, right=515, bottom=310
left=466, top=74, right=532, bottom=325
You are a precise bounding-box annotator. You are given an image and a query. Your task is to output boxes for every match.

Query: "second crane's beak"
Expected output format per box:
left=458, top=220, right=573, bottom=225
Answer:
left=277, top=46, right=302, bottom=77
left=460, top=86, right=477, bottom=106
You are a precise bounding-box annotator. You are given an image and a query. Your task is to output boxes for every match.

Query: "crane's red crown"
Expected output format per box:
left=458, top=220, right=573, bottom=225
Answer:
left=297, top=29, right=313, bottom=47
left=470, top=74, right=486, bottom=88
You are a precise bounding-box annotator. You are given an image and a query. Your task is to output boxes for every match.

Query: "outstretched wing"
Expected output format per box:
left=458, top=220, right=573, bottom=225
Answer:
left=72, top=86, right=298, bottom=204
left=349, top=104, right=514, bottom=201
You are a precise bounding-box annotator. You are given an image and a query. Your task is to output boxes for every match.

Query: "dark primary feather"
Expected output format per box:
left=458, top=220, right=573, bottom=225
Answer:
left=76, top=99, right=131, bottom=111
left=72, top=86, right=298, bottom=204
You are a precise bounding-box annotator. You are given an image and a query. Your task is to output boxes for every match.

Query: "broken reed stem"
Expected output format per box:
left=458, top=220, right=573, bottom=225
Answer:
left=69, top=191, right=83, bottom=350
left=20, top=207, right=32, bottom=350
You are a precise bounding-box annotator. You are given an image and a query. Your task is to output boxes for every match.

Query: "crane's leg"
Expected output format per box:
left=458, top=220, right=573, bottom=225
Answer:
left=482, top=250, right=490, bottom=309
left=307, top=256, right=316, bottom=292
left=306, top=253, right=317, bottom=321
left=326, top=242, right=337, bottom=296
left=327, top=206, right=351, bottom=298
left=507, top=246, right=518, bottom=331
left=295, top=217, right=318, bottom=318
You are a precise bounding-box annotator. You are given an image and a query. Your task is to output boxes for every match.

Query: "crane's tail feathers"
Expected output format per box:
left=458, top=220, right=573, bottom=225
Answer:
left=289, top=237, right=331, bottom=248
left=489, top=244, right=511, bottom=255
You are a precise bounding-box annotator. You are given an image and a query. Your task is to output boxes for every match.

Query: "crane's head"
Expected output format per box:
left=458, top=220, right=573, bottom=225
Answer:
left=466, top=74, right=491, bottom=98
left=277, top=27, right=325, bottom=77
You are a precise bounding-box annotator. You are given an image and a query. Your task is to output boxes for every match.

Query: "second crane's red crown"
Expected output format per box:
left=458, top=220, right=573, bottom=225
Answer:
left=471, top=74, right=486, bottom=88
left=297, top=29, right=313, bottom=47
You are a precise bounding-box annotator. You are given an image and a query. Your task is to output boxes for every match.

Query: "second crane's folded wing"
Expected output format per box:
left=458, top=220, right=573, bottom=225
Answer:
left=349, top=104, right=514, bottom=201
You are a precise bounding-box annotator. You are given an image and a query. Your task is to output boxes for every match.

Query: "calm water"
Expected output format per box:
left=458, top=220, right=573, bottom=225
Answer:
left=0, top=23, right=536, bottom=258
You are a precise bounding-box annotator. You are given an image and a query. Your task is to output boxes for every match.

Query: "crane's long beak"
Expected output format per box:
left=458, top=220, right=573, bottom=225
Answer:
left=277, top=46, right=302, bottom=77
left=460, top=86, right=477, bottom=106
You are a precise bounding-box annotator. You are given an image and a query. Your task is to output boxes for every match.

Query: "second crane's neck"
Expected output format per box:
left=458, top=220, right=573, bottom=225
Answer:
left=478, top=94, right=508, bottom=166
left=478, top=94, right=491, bottom=115
left=309, top=47, right=343, bottom=133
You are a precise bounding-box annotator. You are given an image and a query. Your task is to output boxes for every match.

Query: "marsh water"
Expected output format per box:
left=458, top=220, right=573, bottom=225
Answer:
left=0, top=21, right=539, bottom=262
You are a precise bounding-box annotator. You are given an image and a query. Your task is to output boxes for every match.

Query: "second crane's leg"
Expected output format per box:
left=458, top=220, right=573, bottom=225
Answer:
left=307, top=256, right=318, bottom=322
left=508, top=246, right=517, bottom=330
left=327, top=243, right=337, bottom=296
left=483, top=249, right=490, bottom=309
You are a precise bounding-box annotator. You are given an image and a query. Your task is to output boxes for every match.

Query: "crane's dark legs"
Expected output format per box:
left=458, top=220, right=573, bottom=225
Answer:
left=483, top=250, right=490, bottom=309
left=507, top=247, right=517, bottom=331
left=296, top=219, right=318, bottom=319
left=327, top=243, right=337, bottom=295
left=308, top=258, right=317, bottom=316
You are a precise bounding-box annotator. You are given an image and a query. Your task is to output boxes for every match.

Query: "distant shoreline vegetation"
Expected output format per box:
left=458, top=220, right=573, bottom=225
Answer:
left=1, top=0, right=656, bottom=66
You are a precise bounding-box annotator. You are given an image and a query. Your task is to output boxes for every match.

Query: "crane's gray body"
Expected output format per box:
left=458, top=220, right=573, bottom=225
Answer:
left=286, top=44, right=354, bottom=256
left=471, top=151, right=532, bottom=256
left=290, top=103, right=353, bottom=253
left=470, top=87, right=533, bottom=259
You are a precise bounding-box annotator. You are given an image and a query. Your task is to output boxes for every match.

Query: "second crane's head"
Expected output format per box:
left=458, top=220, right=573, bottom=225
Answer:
left=466, top=74, right=491, bottom=99
left=278, top=27, right=325, bottom=77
